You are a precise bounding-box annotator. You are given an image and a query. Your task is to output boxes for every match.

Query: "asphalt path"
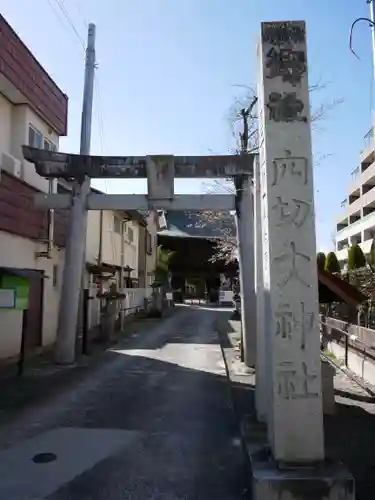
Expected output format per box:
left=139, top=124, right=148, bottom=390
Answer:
left=0, top=305, right=250, bottom=500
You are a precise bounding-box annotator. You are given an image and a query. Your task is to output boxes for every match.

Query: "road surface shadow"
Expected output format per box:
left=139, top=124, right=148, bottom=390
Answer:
left=0, top=307, right=251, bottom=499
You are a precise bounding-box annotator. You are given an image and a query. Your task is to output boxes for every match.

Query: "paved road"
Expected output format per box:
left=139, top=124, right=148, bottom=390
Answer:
left=0, top=305, right=250, bottom=500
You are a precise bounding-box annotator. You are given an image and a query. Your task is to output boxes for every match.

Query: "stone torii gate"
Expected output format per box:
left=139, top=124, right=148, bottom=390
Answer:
left=22, top=147, right=257, bottom=367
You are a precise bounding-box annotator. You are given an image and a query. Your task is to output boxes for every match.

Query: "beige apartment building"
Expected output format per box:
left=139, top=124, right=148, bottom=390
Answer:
left=336, top=120, right=375, bottom=267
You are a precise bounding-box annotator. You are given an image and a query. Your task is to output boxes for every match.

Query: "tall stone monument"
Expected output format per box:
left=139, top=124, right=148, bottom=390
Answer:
left=259, top=20, right=324, bottom=462
left=253, top=20, right=354, bottom=500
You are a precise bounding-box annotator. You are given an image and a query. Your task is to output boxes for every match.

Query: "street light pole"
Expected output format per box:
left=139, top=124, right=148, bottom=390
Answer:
left=55, top=23, right=96, bottom=364
left=369, top=0, right=375, bottom=80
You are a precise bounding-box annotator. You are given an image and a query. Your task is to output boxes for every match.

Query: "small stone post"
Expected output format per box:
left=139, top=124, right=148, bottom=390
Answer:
left=258, top=21, right=324, bottom=463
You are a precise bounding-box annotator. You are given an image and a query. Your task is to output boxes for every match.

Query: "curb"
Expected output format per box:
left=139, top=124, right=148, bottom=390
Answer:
left=321, top=351, right=375, bottom=398
left=215, top=317, right=254, bottom=498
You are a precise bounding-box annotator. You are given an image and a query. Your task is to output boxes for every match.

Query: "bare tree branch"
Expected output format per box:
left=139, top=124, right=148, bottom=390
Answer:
left=190, top=81, right=343, bottom=263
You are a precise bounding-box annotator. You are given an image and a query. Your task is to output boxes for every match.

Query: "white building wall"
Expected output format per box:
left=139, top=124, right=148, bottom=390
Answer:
left=101, top=211, right=120, bottom=267
left=22, top=107, right=59, bottom=193
left=145, top=212, right=158, bottom=286
left=0, top=231, right=65, bottom=359
left=0, top=99, right=59, bottom=194
left=124, top=220, right=139, bottom=280
left=0, top=96, right=63, bottom=360
left=86, top=210, right=101, bottom=265
left=0, top=93, right=12, bottom=155
left=100, top=212, right=139, bottom=277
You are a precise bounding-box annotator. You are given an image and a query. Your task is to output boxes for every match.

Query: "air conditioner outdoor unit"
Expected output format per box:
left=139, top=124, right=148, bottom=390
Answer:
left=1, top=152, right=22, bottom=178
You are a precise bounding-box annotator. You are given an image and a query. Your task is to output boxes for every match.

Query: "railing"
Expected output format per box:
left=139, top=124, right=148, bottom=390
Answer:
left=336, top=210, right=375, bottom=235
left=351, top=167, right=360, bottom=182
left=340, top=199, right=348, bottom=209
left=320, top=318, right=375, bottom=387
left=364, top=127, right=373, bottom=141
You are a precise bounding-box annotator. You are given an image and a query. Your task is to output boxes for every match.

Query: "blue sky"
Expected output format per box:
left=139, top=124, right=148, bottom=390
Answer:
left=1, top=0, right=374, bottom=252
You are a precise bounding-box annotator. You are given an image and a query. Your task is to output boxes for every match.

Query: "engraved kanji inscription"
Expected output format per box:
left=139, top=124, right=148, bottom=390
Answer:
left=273, top=242, right=311, bottom=288
left=262, top=22, right=305, bottom=45
left=276, top=361, right=319, bottom=400
left=275, top=305, right=293, bottom=339
left=267, top=92, right=307, bottom=123
left=272, top=196, right=310, bottom=228
left=299, top=302, right=315, bottom=350
left=272, top=150, right=308, bottom=186
left=275, top=302, right=315, bottom=349
left=266, top=47, right=306, bottom=85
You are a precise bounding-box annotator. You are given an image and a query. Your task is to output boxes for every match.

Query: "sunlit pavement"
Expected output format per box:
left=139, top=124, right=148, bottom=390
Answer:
left=0, top=305, right=250, bottom=500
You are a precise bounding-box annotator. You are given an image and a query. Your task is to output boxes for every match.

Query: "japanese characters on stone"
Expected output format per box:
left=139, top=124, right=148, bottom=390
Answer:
left=260, top=21, right=321, bottom=406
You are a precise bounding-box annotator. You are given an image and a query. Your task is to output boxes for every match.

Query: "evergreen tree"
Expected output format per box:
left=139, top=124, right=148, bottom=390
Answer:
left=154, top=246, right=174, bottom=283
left=325, top=252, right=341, bottom=274
left=317, top=252, right=326, bottom=271
left=369, top=239, right=375, bottom=268
left=348, top=244, right=366, bottom=271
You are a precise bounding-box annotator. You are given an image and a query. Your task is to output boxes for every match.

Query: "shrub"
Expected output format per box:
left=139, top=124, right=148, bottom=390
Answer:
left=317, top=252, right=326, bottom=271
left=325, top=252, right=341, bottom=274
left=348, top=244, right=366, bottom=271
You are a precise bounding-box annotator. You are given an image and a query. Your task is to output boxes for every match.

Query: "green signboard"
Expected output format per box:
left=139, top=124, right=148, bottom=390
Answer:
left=0, top=274, right=30, bottom=310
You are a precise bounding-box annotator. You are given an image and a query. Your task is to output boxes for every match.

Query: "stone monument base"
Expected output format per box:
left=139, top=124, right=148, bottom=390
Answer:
left=251, top=447, right=354, bottom=500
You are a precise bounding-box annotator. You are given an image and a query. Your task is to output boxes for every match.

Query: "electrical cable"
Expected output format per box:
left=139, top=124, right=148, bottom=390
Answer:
left=50, top=0, right=86, bottom=50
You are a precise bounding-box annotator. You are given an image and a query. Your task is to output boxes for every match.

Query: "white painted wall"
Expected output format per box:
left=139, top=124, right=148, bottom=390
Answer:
left=0, top=95, right=63, bottom=360
left=0, top=93, right=148, bottom=359
left=0, top=231, right=65, bottom=359
left=100, top=212, right=139, bottom=278
left=124, top=220, right=139, bottom=280
left=145, top=212, right=158, bottom=286
left=22, top=107, right=59, bottom=193
left=0, top=93, right=12, bottom=155
left=0, top=97, right=59, bottom=193
left=86, top=210, right=101, bottom=264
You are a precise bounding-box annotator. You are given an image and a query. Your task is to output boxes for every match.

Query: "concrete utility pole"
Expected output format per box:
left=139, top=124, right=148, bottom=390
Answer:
left=55, top=23, right=96, bottom=364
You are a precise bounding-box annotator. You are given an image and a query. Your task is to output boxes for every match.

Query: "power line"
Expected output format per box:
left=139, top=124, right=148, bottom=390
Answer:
left=46, top=0, right=109, bottom=201
left=71, top=0, right=89, bottom=29
left=47, top=0, right=86, bottom=50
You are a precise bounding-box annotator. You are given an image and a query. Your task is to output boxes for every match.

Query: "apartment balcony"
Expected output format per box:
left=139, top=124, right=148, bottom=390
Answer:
left=346, top=185, right=375, bottom=217
left=360, top=127, right=375, bottom=165
left=336, top=210, right=375, bottom=241
left=336, top=199, right=349, bottom=230
left=348, top=167, right=361, bottom=197
left=359, top=159, right=375, bottom=188
left=336, top=217, right=349, bottom=233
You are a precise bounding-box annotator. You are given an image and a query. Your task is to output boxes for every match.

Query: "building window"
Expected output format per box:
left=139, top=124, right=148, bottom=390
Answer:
left=113, top=216, right=121, bottom=234
left=146, top=231, right=152, bottom=255
left=28, top=125, right=42, bottom=149
left=128, top=226, right=134, bottom=243
left=44, top=139, right=57, bottom=151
